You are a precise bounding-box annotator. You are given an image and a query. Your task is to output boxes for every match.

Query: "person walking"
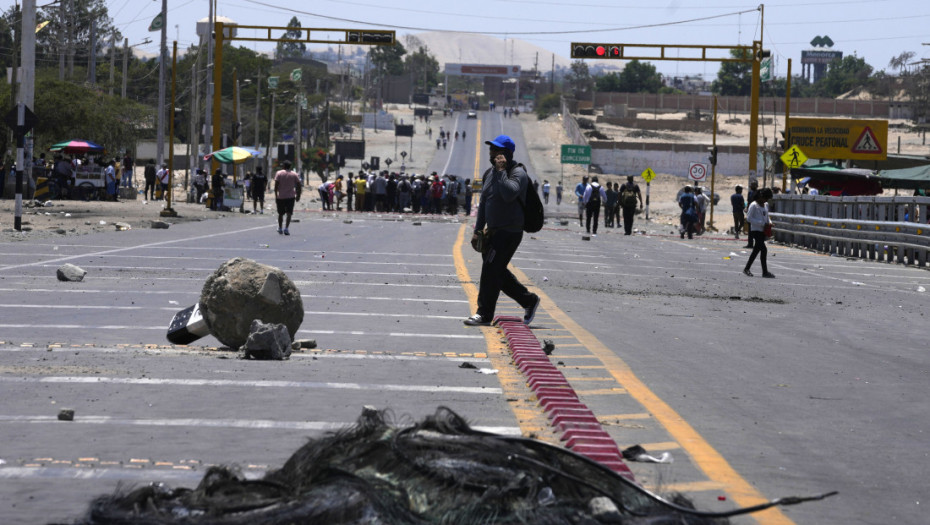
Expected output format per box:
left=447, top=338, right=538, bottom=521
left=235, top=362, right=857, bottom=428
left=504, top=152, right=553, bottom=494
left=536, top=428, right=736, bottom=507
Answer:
left=678, top=186, right=698, bottom=239
left=542, top=180, right=550, bottom=204
left=209, top=168, right=224, bottom=210
left=346, top=173, right=355, bottom=211
left=121, top=153, right=134, bottom=188
left=574, top=176, right=588, bottom=227
left=604, top=181, right=617, bottom=228
left=157, top=163, right=171, bottom=202
left=731, top=184, right=745, bottom=240
left=555, top=181, right=563, bottom=205
left=464, top=135, right=540, bottom=327
left=273, top=160, right=301, bottom=235
left=144, top=159, right=157, bottom=201
left=104, top=160, right=118, bottom=201
left=251, top=166, right=267, bottom=214
left=354, top=172, right=367, bottom=211
left=744, top=180, right=759, bottom=248
left=743, top=187, right=775, bottom=278
left=694, top=187, right=709, bottom=235
left=583, top=176, right=606, bottom=236
left=618, top=176, right=644, bottom=235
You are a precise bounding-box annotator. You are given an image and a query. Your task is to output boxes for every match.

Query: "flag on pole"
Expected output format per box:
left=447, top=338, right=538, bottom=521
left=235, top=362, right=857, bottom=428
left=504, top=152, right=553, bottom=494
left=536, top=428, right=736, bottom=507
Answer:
left=148, top=12, right=165, bottom=32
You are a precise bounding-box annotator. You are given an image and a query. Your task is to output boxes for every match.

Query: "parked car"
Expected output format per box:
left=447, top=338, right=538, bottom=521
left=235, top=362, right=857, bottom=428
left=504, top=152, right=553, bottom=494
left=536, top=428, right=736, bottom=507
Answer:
left=466, top=110, right=477, bottom=119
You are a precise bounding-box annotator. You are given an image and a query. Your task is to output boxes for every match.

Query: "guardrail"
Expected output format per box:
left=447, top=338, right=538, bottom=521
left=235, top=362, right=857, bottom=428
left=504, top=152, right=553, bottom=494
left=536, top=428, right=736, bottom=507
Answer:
left=769, top=195, right=930, bottom=267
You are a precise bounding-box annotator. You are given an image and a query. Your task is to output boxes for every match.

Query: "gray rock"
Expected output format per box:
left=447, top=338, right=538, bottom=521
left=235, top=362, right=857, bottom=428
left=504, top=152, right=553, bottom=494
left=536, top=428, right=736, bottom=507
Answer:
left=150, top=220, right=170, bottom=229
left=200, top=257, right=304, bottom=348
left=58, top=409, right=74, bottom=421
left=238, top=320, right=292, bottom=360
left=587, top=497, right=622, bottom=521
left=114, top=222, right=131, bottom=231
left=294, top=338, right=317, bottom=349
left=57, top=263, right=87, bottom=282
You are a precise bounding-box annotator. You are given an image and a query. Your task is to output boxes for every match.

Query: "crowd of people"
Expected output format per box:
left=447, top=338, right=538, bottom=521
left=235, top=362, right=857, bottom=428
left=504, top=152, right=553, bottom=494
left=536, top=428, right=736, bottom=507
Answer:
left=574, top=175, right=645, bottom=236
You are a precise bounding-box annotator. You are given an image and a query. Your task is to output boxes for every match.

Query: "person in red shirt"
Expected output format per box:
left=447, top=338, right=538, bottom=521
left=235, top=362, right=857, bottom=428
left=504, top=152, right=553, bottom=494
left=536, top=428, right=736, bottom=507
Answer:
left=273, top=160, right=302, bottom=235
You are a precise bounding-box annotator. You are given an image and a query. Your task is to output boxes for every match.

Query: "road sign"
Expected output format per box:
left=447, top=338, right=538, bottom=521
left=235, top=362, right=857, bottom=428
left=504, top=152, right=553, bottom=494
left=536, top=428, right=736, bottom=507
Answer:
left=4, top=104, right=37, bottom=133
left=267, top=76, right=279, bottom=90
left=780, top=145, right=808, bottom=169
left=290, top=69, right=302, bottom=83
left=787, top=118, right=887, bottom=161
left=641, top=167, right=656, bottom=183
left=688, top=162, right=708, bottom=181
left=561, top=144, right=591, bottom=164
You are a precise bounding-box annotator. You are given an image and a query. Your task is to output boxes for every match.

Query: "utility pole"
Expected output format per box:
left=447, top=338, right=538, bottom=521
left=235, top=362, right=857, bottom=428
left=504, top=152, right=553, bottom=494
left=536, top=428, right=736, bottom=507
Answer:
left=13, top=0, right=36, bottom=230
left=161, top=40, right=178, bottom=217
left=87, top=18, right=97, bottom=85
left=266, top=89, right=276, bottom=176
left=121, top=38, right=128, bottom=97
left=109, top=33, right=116, bottom=96
left=254, top=69, right=261, bottom=149
left=67, top=0, right=74, bottom=78
left=58, top=1, right=65, bottom=80
left=190, top=60, right=200, bottom=178
left=155, top=0, right=167, bottom=168
left=204, top=0, right=214, bottom=172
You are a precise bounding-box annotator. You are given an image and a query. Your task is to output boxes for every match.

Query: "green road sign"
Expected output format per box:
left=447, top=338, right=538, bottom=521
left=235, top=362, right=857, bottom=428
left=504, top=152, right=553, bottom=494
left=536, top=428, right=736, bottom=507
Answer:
left=561, top=144, right=591, bottom=164
left=268, top=76, right=279, bottom=90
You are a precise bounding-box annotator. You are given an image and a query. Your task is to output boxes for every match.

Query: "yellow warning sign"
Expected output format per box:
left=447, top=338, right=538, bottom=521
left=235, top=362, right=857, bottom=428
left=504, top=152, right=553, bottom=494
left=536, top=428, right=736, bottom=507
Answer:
left=641, top=167, right=656, bottom=183
left=787, top=118, right=887, bottom=161
left=780, top=145, right=808, bottom=169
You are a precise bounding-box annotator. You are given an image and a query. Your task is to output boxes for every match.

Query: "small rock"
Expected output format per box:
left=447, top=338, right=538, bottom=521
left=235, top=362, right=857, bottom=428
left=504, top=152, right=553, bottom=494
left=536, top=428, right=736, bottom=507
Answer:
left=588, top=497, right=622, bottom=521
left=459, top=362, right=477, bottom=369
left=294, top=339, right=317, bottom=349
left=114, top=222, right=131, bottom=231
left=57, top=409, right=74, bottom=421
left=542, top=339, right=555, bottom=355
left=238, top=320, right=292, bottom=360
left=150, top=220, right=170, bottom=229
left=412, top=221, right=422, bottom=226
left=343, top=219, right=353, bottom=224
left=57, top=263, right=87, bottom=282
left=55, top=229, right=67, bottom=235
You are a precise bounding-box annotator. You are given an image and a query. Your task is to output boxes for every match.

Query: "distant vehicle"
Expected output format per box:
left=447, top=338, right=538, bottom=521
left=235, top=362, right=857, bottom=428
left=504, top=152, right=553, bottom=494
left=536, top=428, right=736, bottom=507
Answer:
left=466, top=110, right=477, bottom=119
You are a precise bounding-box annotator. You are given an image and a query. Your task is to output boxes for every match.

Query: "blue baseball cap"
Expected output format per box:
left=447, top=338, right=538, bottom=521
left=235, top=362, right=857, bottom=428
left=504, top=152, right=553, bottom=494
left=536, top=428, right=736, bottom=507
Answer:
left=485, top=135, right=516, bottom=152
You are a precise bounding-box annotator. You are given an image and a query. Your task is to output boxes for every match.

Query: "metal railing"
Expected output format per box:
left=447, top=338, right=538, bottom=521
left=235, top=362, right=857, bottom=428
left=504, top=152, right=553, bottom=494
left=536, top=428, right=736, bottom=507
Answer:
left=770, top=195, right=930, bottom=267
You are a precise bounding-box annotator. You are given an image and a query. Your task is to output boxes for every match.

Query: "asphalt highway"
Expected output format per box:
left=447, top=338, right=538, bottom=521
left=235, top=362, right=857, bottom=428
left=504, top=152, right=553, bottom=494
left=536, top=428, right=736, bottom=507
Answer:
left=1, top=113, right=928, bottom=524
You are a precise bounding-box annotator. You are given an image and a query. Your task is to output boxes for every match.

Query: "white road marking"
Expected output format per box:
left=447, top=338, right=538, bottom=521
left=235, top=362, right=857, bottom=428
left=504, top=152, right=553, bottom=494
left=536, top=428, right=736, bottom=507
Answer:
left=0, top=324, right=484, bottom=339
left=0, top=376, right=502, bottom=394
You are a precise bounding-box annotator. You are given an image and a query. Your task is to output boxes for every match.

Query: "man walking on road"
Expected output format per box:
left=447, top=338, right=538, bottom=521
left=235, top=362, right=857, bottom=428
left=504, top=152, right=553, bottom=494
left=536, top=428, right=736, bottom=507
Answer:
left=583, top=176, right=606, bottom=236
left=618, top=175, right=644, bottom=235
left=574, top=176, right=588, bottom=227
left=464, top=135, right=540, bottom=327
left=274, top=160, right=301, bottom=236
left=731, top=184, right=745, bottom=239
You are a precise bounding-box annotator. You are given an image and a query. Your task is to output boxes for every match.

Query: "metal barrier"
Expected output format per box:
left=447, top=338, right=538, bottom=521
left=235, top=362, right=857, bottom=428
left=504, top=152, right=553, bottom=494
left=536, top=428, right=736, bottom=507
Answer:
left=770, top=195, right=930, bottom=267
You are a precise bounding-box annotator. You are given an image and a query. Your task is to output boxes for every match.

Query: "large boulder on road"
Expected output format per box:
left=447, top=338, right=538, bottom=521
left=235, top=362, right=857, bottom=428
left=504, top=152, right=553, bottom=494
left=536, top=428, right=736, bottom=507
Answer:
left=200, top=257, right=304, bottom=348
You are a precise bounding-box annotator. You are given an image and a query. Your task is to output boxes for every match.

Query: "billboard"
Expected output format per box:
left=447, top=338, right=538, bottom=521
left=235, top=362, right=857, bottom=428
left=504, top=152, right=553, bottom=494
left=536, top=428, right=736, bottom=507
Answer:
left=444, top=63, right=521, bottom=78
left=395, top=124, right=415, bottom=137
left=334, top=139, right=365, bottom=160
left=801, top=50, right=843, bottom=65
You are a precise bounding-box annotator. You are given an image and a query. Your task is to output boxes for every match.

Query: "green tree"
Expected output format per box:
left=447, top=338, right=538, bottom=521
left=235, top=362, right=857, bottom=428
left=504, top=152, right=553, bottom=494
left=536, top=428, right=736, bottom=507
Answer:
left=817, top=55, right=873, bottom=97
left=619, top=60, right=663, bottom=93
left=535, top=92, right=562, bottom=119
left=712, top=48, right=752, bottom=96
left=404, top=46, right=440, bottom=93
left=370, top=41, right=406, bottom=77
left=276, top=17, right=306, bottom=60
left=565, top=61, right=594, bottom=98
left=595, top=72, right=622, bottom=92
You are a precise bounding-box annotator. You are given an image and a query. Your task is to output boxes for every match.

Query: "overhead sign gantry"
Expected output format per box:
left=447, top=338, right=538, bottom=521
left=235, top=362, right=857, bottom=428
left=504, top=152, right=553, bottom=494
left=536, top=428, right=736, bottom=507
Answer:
left=210, top=23, right=395, bottom=171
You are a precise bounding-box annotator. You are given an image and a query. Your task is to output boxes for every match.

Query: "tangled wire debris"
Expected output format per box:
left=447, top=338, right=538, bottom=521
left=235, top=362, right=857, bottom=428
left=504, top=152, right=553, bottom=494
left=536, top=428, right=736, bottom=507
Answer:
left=66, top=407, right=835, bottom=524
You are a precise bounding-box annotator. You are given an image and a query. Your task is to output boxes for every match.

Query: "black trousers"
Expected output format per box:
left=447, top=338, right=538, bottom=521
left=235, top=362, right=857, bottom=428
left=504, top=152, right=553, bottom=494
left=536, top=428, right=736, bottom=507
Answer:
left=622, top=205, right=636, bottom=234
left=585, top=202, right=600, bottom=234
left=477, top=229, right=536, bottom=320
left=744, top=231, right=768, bottom=272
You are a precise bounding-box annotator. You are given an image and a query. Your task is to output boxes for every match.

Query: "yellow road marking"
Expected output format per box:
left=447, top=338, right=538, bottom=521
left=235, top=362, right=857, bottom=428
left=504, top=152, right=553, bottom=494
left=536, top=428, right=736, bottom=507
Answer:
left=508, top=264, right=794, bottom=525
left=644, top=480, right=726, bottom=493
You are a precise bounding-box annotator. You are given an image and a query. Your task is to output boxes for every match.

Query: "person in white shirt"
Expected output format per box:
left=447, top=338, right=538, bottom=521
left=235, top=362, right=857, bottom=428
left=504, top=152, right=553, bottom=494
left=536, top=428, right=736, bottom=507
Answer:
left=743, top=187, right=775, bottom=278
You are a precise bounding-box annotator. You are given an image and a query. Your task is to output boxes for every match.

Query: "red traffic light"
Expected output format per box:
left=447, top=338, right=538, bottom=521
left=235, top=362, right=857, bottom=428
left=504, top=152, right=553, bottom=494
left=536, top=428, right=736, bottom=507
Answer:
left=571, top=43, right=623, bottom=59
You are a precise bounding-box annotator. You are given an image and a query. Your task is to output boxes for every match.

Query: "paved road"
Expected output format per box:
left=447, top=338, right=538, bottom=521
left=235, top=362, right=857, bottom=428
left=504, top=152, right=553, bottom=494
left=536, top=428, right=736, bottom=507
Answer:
left=2, top=113, right=928, bottom=524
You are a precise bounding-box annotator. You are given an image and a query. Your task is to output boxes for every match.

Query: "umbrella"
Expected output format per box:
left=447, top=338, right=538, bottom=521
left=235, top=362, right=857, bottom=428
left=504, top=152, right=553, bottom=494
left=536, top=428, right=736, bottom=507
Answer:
left=49, top=139, right=105, bottom=154
left=203, top=146, right=261, bottom=164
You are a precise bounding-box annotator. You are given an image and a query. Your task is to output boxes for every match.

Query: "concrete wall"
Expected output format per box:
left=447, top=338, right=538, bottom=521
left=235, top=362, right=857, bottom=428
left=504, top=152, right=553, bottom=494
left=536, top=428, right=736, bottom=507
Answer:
left=595, top=116, right=713, bottom=133
left=593, top=92, right=891, bottom=118
left=590, top=143, right=750, bottom=178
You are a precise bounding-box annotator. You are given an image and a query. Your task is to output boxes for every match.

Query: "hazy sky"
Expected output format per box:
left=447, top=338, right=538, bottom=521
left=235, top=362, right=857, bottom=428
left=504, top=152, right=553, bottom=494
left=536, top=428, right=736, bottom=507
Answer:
left=108, top=0, right=929, bottom=80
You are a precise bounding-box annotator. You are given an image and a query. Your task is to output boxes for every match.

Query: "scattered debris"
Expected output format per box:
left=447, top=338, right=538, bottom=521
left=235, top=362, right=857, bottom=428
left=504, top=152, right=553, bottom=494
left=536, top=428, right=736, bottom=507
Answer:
left=200, top=258, right=304, bottom=349
left=239, top=320, right=292, bottom=360
left=57, top=263, right=86, bottom=282
left=343, top=219, right=353, bottom=224
left=57, top=409, right=74, bottom=421
left=68, top=407, right=836, bottom=524
left=412, top=221, right=422, bottom=226
left=622, top=444, right=673, bottom=464
left=542, top=339, right=556, bottom=355
left=150, top=220, right=170, bottom=229
left=582, top=235, right=591, bottom=241
left=293, top=339, right=318, bottom=349
left=458, top=362, right=477, bottom=369
left=114, top=222, right=131, bottom=231
left=166, top=304, right=210, bottom=345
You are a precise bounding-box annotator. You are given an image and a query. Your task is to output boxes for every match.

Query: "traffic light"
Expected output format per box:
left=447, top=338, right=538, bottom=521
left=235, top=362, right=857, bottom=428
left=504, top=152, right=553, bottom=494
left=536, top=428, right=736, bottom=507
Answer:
left=347, top=30, right=395, bottom=45
left=570, top=43, right=622, bottom=59
left=778, top=130, right=787, bottom=150
left=756, top=49, right=771, bottom=60
left=708, top=146, right=718, bottom=166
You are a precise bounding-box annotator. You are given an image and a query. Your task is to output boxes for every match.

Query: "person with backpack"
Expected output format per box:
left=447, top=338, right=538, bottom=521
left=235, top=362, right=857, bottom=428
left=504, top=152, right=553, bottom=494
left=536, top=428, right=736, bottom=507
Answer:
left=618, top=175, right=644, bottom=235
left=464, top=134, right=540, bottom=327
left=678, top=185, right=698, bottom=239
left=583, top=176, right=607, bottom=236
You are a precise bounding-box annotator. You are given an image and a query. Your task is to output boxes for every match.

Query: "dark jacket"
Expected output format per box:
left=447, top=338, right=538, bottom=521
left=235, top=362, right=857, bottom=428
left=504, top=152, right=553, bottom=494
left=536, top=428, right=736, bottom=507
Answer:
left=475, top=161, right=528, bottom=233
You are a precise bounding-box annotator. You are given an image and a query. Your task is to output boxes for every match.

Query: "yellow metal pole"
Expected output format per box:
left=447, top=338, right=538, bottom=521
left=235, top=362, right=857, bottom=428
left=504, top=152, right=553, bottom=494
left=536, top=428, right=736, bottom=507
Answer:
left=232, top=68, right=238, bottom=184
left=211, top=21, right=224, bottom=176
left=782, top=58, right=792, bottom=193
left=748, top=40, right=761, bottom=189
left=709, top=95, right=717, bottom=231
left=160, top=40, right=178, bottom=217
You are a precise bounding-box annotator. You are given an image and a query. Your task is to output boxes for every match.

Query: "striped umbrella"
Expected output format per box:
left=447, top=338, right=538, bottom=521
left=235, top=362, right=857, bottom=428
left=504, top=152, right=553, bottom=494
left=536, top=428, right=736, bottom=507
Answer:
left=49, top=139, right=105, bottom=154
left=203, top=146, right=262, bottom=165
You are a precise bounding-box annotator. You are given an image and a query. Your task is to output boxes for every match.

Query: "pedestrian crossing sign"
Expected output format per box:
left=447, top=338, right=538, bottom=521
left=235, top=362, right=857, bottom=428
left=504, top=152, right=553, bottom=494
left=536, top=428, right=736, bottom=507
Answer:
left=780, top=145, right=808, bottom=169
left=641, top=167, right=656, bottom=183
